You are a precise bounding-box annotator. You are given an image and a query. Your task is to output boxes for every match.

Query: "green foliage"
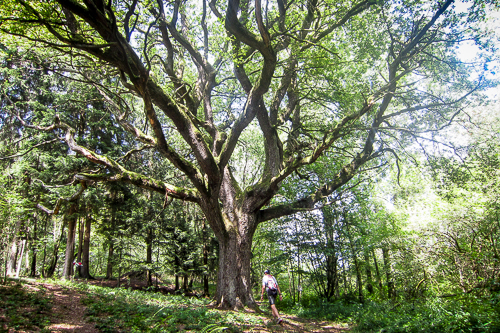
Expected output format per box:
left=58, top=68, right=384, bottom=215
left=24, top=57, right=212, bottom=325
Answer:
left=285, top=296, right=362, bottom=322
left=354, top=296, right=500, bottom=333
left=200, top=324, right=229, bottom=332
left=0, top=280, right=51, bottom=331
left=69, top=281, right=264, bottom=332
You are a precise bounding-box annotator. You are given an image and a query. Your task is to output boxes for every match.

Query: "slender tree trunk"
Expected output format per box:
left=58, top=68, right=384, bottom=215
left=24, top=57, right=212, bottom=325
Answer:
left=6, top=218, right=22, bottom=277
left=364, top=252, right=374, bottom=294
left=106, top=202, right=116, bottom=280
left=106, top=241, right=114, bottom=279
left=45, top=219, right=66, bottom=278
left=2, top=253, right=8, bottom=284
left=203, top=243, right=209, bottom=295
left=41, top=216, right=48, bottom=278
left=288, top=257, right=295, bottom=303
left=297, top=233, right=302, bottom=303
left=382, top=247, right=395, bottom=299
left=29, top=213, right=38, bottom=277
left=202, top=219, right=209, bottom=296
left=353, top=254, right=364, bottom=303
left=183, top=274, right=189, bottom=290
left=15, top=239, right=26, bottom=278
left=346, top=221, right=364, bottom=303
left=342, top=261, right=348, bottom=295
left=117, top=247, right=122, bottom=288
left=76, top=214, right=84, bottom=278
left=63, top=203, right=78, bottom=279
left=174, top=255, right=180, bottom=291
left=146, top=227, right=153, bottom=287
left=372, top=248, right=383, bottom=290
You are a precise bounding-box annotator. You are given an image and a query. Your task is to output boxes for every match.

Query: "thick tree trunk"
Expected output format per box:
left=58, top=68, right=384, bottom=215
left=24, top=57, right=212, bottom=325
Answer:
left=63, top=203, right=78, bottom=279
left=215, top=229, right=256, bottom=309
left=325, top=254, right=339, bottom=300
left=80, top=214, right=93, bottom=279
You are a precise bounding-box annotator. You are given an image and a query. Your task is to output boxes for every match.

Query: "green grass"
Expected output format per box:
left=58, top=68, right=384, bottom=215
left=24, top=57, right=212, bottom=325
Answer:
left=0, top=280, right=52, bottom=333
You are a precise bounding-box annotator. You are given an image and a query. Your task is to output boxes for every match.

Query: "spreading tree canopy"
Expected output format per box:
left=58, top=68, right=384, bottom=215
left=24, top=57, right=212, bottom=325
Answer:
left=0, top=0, right=497, bottom=308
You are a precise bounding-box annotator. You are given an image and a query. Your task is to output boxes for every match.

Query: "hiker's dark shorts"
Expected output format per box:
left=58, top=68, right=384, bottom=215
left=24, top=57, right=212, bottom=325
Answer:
left=267, top=290, right=277, bottom=305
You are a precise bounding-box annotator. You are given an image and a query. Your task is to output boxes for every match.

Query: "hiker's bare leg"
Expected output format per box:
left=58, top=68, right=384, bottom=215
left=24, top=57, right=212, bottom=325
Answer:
left=271, top=304, right=279, bottom=318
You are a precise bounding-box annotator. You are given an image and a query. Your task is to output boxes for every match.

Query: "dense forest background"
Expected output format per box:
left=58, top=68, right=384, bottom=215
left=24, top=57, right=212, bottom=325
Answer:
left=1, top=0, right=500, bottom=331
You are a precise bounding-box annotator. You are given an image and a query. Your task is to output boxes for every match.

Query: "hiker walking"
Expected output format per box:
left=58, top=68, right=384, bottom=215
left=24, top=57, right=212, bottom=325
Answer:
left=260, top=269, right=283, bottom=324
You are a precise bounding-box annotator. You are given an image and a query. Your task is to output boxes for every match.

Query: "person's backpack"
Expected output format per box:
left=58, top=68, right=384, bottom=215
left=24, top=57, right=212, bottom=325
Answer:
left=266, top=276, right=278, bottom=296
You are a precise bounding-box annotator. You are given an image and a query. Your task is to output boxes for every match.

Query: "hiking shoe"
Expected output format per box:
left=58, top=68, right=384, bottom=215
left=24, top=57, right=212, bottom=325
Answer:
left=277, top=318, right=283, bottom=324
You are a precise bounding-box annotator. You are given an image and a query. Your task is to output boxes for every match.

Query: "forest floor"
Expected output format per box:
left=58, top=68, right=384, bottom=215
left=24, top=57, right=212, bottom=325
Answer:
left=1, top=278, right=351, bottom=333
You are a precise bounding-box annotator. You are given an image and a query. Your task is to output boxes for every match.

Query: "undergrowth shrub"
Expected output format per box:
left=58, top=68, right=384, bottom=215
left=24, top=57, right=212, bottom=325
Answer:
left=73, top=282, right=264, bottom=332
left=354, top=296, right=500, bottom=333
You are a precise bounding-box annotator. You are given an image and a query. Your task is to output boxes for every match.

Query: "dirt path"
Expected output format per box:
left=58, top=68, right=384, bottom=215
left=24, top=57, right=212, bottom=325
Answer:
left=20, top=282, right=99, bottom=333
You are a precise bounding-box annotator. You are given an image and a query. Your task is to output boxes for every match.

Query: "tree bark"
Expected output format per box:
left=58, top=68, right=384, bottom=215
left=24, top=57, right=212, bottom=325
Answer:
left=372, top=248, right=383, bottom=290
left=202, top=219, right=209, bottom=296
left=214, top=227, right=255, bottom=309
left=325, top=253, right=339, bottom=300
left=345, top=220, right=364, bottom=303
left=29, top=213, right=38, bottom=277
left=106, top=241, right=114, bottom=279
left=80, top=213, right=93, bottom=279
left=146, top=227, right=153, bottom=287
left=174, top=255, right=180, bottom=291
left=382, top=247, right=395, bottom=299
left=15, top=239, right=26, bottom=278
left=76, top=213, right=84, bottom=277
left=364, top=252, right=374, bottom=294
left=45, top=221, right=65, bottom=278
left=106, top=202, right=116, bottom=280
left=6, top=218, right=22, bottom=277
left=41, top=216, right=48, bottom=278
left=63, top=202, right=78, bottom=279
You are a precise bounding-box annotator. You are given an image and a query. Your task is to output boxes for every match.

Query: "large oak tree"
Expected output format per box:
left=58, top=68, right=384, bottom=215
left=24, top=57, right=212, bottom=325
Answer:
left=0, top=0, right=496, bottom=308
